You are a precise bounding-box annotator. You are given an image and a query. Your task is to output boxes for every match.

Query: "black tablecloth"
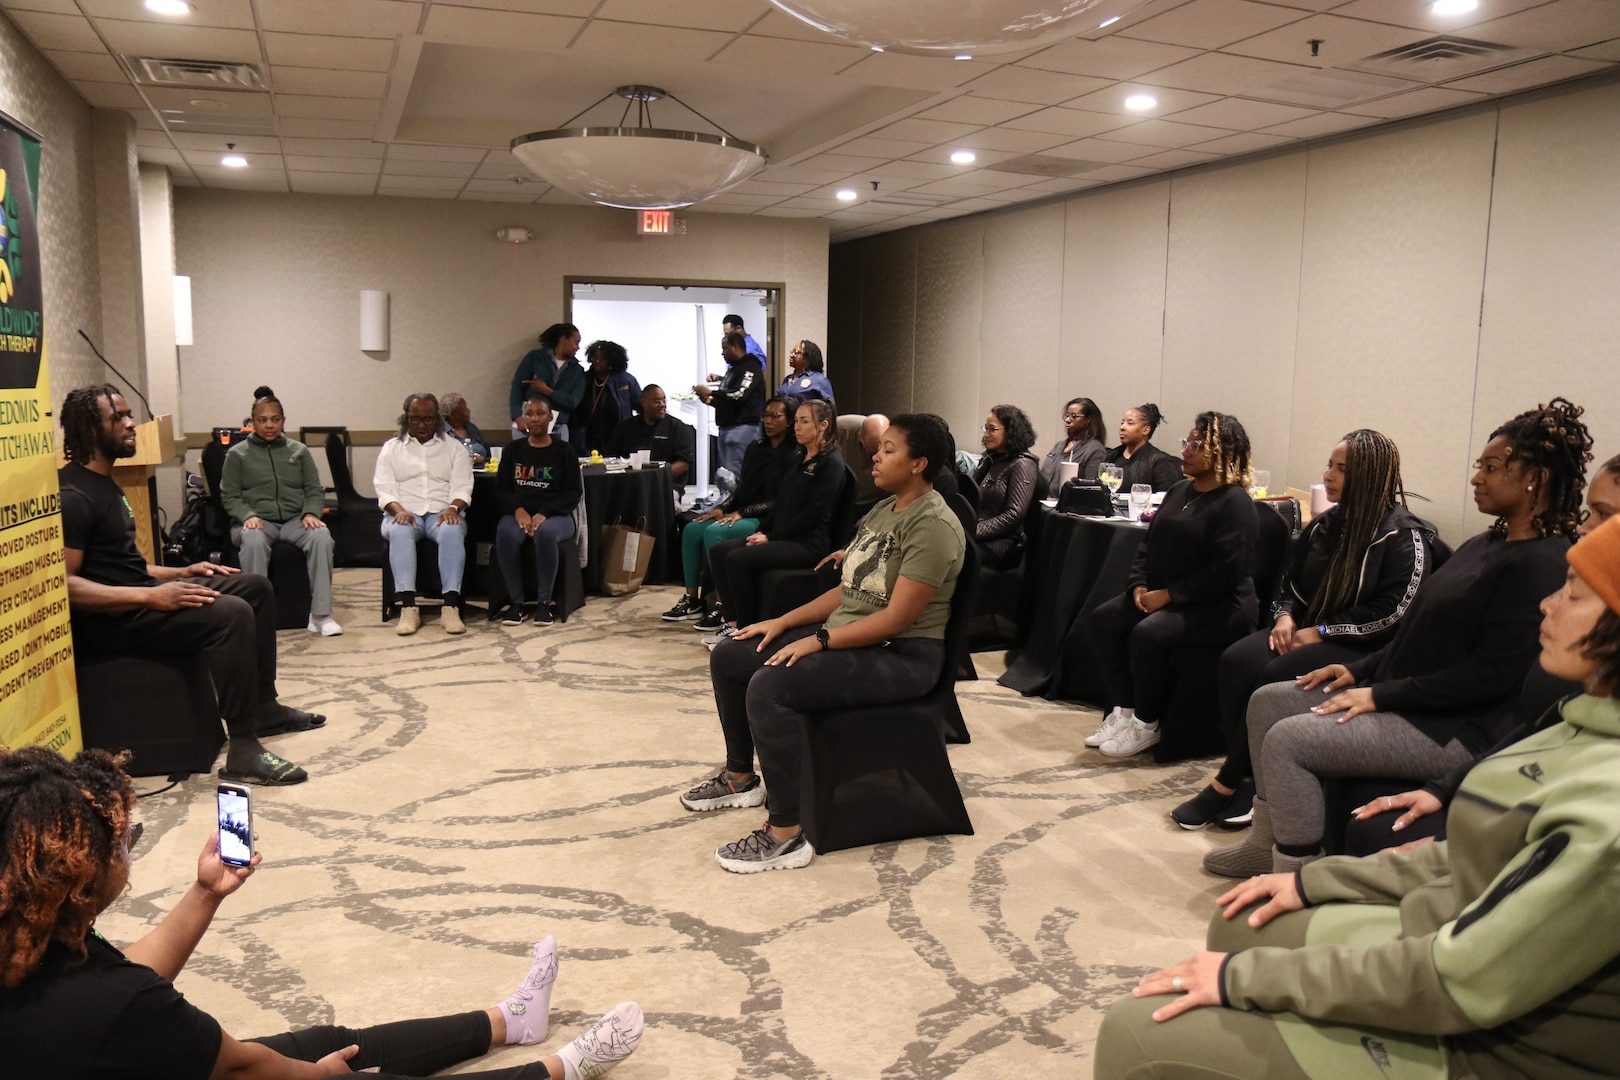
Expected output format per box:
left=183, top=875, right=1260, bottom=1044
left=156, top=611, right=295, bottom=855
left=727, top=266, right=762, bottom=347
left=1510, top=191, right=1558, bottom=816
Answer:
left=998, top=509, right=1147, bottom=704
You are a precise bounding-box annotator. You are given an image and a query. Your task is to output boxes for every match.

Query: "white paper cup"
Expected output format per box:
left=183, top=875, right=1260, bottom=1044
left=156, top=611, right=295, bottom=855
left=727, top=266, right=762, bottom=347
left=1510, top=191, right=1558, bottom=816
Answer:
left=1058, top=461, right=1080, bottom=486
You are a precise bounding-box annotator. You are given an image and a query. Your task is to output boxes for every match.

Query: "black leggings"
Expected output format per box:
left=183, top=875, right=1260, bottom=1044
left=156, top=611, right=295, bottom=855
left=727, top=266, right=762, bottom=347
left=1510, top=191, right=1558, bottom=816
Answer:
left=707, top=538, right=821, bottom=627
left=1088, top=594, right=1253, bottom=725
left=1212, top=631, right=1372, bottom=788
left=251, top=1010, right=547, bottom=1079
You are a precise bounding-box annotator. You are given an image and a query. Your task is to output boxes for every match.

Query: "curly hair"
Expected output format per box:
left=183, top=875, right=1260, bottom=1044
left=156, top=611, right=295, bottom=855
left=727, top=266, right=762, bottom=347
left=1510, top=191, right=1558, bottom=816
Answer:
left=798, top=340, right=825, bottom=373
left=59, top=384, right=120, bottom=465
left=0, top=746, right=135, bottom=988
left=1193, top=411, right=1251, bottom=489
left=585, top=339, right=630, bottom=373
left=1131, top=403, right=1166, bottom=440
left=989, top=404, right=1037, bottom=457
left=889, top=413, right=954, bottom=484
left=1487, top=397, right=1592, bottom=540
left=1305, top=430, right=1405, bottom=624
left=396, top=392, right=443, bottom=440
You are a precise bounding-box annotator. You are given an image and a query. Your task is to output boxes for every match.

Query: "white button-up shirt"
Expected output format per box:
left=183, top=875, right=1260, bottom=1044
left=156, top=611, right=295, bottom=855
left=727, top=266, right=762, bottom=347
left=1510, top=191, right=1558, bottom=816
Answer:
left=374, top=432, right=474, bottom=515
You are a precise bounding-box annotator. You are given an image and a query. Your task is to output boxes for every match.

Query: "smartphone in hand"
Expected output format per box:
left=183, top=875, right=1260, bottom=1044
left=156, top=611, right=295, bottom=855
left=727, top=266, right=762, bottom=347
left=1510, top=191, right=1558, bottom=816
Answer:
left=216, top=782, right=254, bottom=867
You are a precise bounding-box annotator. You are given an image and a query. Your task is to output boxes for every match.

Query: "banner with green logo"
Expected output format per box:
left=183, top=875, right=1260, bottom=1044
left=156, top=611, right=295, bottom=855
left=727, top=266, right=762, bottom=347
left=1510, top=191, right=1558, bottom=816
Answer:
left=0, top=109, right=79, bottom=756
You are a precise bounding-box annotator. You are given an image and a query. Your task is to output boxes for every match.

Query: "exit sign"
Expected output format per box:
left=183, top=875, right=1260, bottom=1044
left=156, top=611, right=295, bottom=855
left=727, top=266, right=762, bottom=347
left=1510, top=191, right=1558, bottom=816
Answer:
left=636, top=210, right=685, bottom=235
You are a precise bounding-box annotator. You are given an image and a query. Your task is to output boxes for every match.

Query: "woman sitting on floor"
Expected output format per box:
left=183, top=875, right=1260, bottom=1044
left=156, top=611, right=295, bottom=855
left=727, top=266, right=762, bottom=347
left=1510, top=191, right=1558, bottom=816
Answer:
left=678, top=413, right=966, bottom=874
left=1205, top=398, right=1591, bottom=879
left=1085, top=411, right=1259, bottom=759
left=662, top=395, right=797, bottom=623
left=1102, top=402, right=1184, bottom=493
left=491, top=396, right=582, bottom=627
left=1096, top=513, right=1620, bottom=1080
left=220, top=386, right=341, bottom=637
left=1171, top=429, right=1442, bottom=830
left=697, top=397, right=846, bottom=644
left=0, top=746, right=643, bottom=1080
left=972, top=403, right=1040, bottom=570
left=1038, top=396, right=1107, bottom=492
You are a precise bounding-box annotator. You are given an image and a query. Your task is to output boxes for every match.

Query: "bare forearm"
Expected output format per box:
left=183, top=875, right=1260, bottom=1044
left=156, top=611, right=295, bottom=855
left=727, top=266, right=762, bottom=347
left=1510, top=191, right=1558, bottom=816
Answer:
left=123, top=883, right=222, bottom=982
left=66, top=574, right=154, bottom=612
left=212, top=1034, right=338, bottom=1080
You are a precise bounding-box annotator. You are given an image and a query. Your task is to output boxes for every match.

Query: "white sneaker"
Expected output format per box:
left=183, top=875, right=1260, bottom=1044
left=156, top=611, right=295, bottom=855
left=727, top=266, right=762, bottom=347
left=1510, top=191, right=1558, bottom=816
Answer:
left=1099, top=718, right=1161, bottom=758
left=308, top=615, right=343, bottom=637
left=1084, top=708, right=1130, bottom=749
left=701, top=625, right=737, bottom=650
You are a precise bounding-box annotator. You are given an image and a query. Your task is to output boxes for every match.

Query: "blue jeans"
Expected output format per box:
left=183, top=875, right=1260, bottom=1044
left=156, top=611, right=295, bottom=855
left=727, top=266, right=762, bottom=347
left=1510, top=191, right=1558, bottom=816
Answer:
left=381, top=513, right=466, bottom=596
left=680, top=517, right=758, bottom=589
left=494, top=513, right=576, bottom=605
left=716, top=424, right=757, bottom=480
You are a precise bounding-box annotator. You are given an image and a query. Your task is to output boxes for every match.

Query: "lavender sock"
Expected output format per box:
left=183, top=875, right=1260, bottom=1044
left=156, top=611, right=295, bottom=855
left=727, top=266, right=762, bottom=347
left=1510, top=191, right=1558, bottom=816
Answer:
left=498, top=936, right=557, bottom=1045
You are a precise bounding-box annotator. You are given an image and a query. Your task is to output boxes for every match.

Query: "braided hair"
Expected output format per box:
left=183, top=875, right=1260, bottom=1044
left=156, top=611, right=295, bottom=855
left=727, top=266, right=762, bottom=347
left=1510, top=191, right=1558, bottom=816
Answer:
left=1192, top=410, right=1251, bottom=489
left=60, top=384, right=120, bottom=465
left=1132, top=403, right=1166, bottom=440
left=1487, top=397, right=1592, bottom=540
left=0, top=747, right=135, bottom=987
left=1304, top=429, right=1406, bottom=624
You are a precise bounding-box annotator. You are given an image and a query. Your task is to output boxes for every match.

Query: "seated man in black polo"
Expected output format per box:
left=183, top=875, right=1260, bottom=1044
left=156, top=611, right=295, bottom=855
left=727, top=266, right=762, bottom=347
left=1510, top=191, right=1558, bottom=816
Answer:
left=58, top=385, right=322, bottom=786
left=605, top=384, right=696, bottom=491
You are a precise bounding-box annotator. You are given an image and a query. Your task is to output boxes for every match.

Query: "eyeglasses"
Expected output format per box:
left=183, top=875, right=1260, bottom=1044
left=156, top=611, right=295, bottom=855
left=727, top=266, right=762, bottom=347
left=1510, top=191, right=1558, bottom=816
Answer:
left=407, top=415, right=439, bottom=425
left=1181, top=437, right=1205, bottom=451
left=1062, top=412, right=1084, bottom=421
left=983, top=424, right=1002, bottom=433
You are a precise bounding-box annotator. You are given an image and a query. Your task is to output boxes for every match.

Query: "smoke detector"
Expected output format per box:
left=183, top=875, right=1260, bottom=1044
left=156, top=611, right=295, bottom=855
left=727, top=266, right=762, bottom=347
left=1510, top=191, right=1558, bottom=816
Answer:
left=495, top=227, right=534, bottom=244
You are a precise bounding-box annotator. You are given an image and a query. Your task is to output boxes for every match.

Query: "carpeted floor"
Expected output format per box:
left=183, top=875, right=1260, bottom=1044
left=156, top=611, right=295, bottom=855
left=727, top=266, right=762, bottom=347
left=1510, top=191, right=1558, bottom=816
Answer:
left=104, top=569, right=1244, bottom=1079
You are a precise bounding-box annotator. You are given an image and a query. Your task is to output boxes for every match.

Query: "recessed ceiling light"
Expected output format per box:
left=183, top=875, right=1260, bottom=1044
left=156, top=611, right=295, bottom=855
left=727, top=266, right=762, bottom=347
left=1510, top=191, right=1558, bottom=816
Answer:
left=954, top=53, right=972, bottom=61
left=221, top=154, right=248, bottom=168
left=1099, top=15, right=1121, bottom=27
left=950, top=149, right=977, bottom=164
left=835, top=188, right=858, bottom=201
left=1429, top=0, right=1478, bottom=13
left=1124, top=93, right=1158, bottom=110
left=145, top=0, right=191, bottom=14
left=870, top=45, right=885, bottom=52
left=187, top=98, right=228, bottom=110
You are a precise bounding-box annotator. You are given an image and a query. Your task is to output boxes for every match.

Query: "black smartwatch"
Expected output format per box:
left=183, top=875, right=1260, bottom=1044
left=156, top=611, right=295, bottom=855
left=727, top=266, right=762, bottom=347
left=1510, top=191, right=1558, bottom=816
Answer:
left=815, top=627, right=831, bottom=651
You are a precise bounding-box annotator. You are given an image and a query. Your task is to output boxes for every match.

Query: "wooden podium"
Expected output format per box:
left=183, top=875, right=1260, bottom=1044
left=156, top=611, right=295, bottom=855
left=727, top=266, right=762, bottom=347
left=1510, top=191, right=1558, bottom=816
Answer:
left=112, top=415, right=177, bottom=564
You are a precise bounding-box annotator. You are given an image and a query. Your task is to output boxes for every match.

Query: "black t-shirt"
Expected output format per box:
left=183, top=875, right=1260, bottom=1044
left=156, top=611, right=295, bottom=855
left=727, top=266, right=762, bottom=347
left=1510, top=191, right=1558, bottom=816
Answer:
left=59, top=462, right=154, bottom=588
left=1, top=932, right=222, bottom=1080
left=604, top=415, right=697, bottom=488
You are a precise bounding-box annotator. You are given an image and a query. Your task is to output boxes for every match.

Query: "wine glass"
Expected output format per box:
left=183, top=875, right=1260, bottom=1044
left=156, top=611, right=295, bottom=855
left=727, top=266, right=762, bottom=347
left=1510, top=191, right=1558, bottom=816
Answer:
left=1098, top=463, right=1124, bottom=515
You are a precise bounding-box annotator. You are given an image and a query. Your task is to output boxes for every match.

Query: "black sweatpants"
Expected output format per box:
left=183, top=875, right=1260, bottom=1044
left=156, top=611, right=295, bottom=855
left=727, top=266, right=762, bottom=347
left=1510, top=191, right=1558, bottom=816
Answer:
left=709, top=626, right=945, bottom=828
left=70, top=573, right=278, bottom=739
left=707, top=538, right=820, bottom=627
left=1088, top=594, right=1253, bottom=725
left=251, top=1010, right=546, bottom=1079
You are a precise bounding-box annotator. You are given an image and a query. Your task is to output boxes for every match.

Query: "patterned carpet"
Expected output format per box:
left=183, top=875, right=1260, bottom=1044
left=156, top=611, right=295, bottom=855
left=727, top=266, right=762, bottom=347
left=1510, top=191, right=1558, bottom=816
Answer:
left=103, top=569, right=1238, bottom=1079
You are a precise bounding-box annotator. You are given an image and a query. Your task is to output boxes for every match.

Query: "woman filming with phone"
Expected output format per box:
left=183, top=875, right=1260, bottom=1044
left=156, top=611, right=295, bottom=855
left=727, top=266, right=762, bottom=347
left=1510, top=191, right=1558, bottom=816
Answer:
left=0, top=747, right=644, bottom=1080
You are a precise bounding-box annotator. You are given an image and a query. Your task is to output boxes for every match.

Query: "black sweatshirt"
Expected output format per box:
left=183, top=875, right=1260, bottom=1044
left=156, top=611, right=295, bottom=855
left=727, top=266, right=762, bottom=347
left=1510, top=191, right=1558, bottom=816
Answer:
left=1273, top=504, right=1440, bottom=646
left=760, top=446, right=846, bottom=556
left=722, top=435, right=797, bottom=520
left=1125, top=480, right=1257, bottom=610
left=1104, top=440, right=1184, bottom=492
left=494, top=439, right=582, bottom=518
left=1345, top=531, right=1571, bottom=751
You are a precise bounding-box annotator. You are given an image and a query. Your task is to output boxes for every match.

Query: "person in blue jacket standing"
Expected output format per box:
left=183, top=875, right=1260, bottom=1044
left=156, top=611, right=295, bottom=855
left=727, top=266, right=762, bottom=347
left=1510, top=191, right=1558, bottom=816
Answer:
left=509, top=323, right=585, bottom=442
left=777, top=339, right=834, bottom=403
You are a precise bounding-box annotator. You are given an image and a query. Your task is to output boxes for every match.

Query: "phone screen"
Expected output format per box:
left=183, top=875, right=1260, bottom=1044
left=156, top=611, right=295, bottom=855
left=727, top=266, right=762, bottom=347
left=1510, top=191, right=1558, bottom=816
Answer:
left=217, top=786, right=253, bottom=867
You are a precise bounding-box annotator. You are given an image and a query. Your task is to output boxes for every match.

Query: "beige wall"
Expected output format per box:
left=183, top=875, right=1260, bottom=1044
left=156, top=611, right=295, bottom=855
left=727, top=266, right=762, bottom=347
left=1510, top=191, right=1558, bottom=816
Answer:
left=831, top=76, right=1620, bottom=542
left=172, top=191, right=831, bottom=446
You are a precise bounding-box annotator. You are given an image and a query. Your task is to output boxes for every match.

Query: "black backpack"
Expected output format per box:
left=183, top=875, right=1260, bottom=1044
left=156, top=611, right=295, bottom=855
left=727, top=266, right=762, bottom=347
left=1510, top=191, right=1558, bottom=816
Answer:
left=162, top=473, right=230, bottom=566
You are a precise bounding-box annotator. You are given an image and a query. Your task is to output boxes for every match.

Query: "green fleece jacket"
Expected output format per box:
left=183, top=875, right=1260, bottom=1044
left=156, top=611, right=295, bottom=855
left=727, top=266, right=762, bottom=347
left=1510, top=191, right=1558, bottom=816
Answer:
left=220, top=434, right=324, bottom=523
left=1223, top=694, right=1620, bottom=1079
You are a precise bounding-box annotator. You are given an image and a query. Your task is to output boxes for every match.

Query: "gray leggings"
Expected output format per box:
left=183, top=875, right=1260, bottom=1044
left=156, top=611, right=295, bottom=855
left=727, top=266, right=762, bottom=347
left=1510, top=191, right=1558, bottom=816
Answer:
left=1247, top=682, right=1475, bottom=849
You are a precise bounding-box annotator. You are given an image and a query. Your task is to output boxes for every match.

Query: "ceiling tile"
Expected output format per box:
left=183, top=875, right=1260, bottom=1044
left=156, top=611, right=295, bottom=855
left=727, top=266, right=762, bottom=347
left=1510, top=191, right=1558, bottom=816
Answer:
left=260, top=0, right=423, bottom=37
left=385, top=144, right=488, bottom=161
left=422, top=6, right=583, bottom=48
left=859, top=159, right=962, bottom=181
left=75, top=81, right=147, bottom=109
left=793, top=152, right=889, bottom=172
left=7, top=11, right=104, bottom=51
left=136, top=146, right=187, bottom=166
left=381, top=158, right=477, bottom=178
left=289, top=171, right=381, bottom=194
left=1127, top=146, right=1222, bottom=168
left=1259, top=110, right=1379, bottom=137
left=1340, top=85, right=1486, bottom=117
left=1465, top=0, right=1620, bottom=52
left=462, top=178, right=547, bottom=194
left=752, top=206, right=830, bottom=217
left=1166, top=95, right=1318, bottom=127
left=950, top=126, right=1074, bottom=152
left=1444, top=53, right=1611, bottom=93
left=278, top=137, right=385, bottom=157
left=275, top=95, right=381, bottom=121
left=474, top=162, right=537, bottom=181
left=535, top=187, right=596, bottom=204
left=1018, top=35, right=1202, bottom=80
left=962, top=65, right=1114, bottom=105
left=904, top=95, right=1023, bottom=126
left=1061, top=83, right=1221, bottom=114
left=144, top=85, right=271, bottom=114
left=1223, top=13, right=1430, bottom=70
left=436, top=0, right=597, bottom=15
left=169, top=131, right=280, bottom=151
left=277, top=118, right=379, bottom=138
left=1568, top=38, right=1620, bottom=62
left=136, top=129, right=175, bottom=147
left=377, top=174, right=467, bottom=190
left=710, top=35, right=868, bottom=77
left=91, top=19, right=261, bottom=61
left=283, top=155, right=383, bottom=174
left=459, top=189, right=543, bottom=202
left=1188, top=129, right=1296, bottom=153
left=183, top=149, right=283, bottom=169
left=379, top=188, right=461, bottom=199
left=1331, top=0, right=1572, bottom=33
left=1118, top=0, right=1311, bottom=49
left=905, top=144, right=1023, bottom=167
left=1145, top=51, right=1319, bottom=95
left=1074, top=163, right=1160, bottom=181
left=44, top=50, right=125, bottom=82
left=747, top=9, right=848, bottom=43
left=592, top=0, right=770, bottom=32
left=3, top=0, right=80, bottom=13
left=731, top=178, right=819, bottom=195
left=569, top=21, right=732, bottom=60
left=1042, top=137, right=1157, bottom=164
left=1002, top=105, right=1139, bottom=137
left=190, top=165, right=290, bottom=190
left=270, top=67, right=389, bottom=99
left=133, top=111, right=164, bottom=129
left=1024, top=176, right=1106, bottom=194
left=693, top=192, right=785, bottom=207
left=838, top=52, right=996, bottom=90
left=827, top=134, right=935, bottom=157
left=262, top=33, right=397, bottom=71
left=79, top=0, right=255, bottom=29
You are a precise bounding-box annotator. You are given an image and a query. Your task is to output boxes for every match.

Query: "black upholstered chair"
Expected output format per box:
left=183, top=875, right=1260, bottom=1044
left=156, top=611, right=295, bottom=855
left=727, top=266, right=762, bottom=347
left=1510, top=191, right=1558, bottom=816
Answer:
left=325, top=432, right=386, bottom=569
left=798, top=541, right=978, bottom=854
left=755, top=465, right=859, bottom=620
left=76, top=652, right=224, bottom=777
left=484, top=534, right=586, bottom=624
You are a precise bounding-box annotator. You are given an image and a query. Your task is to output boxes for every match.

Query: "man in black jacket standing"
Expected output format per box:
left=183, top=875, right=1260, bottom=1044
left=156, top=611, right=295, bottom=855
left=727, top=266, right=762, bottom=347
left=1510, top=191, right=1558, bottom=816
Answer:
left=695, top=332, right=764, bottom=486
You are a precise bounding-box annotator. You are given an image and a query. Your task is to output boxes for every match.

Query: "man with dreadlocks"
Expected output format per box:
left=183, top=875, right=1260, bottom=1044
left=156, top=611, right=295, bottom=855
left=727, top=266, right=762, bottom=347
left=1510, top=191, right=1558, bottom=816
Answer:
left=1206, top=398, right=1592, bottom=879
left=57, top=385, right=319, bottom=785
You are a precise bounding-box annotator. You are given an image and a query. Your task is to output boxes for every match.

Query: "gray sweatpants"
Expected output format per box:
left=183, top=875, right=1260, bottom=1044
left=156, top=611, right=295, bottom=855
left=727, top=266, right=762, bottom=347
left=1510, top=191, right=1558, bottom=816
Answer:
left=232, top=518, right=335, bottom=618
left=1246, top=681, right=1475, bottom=848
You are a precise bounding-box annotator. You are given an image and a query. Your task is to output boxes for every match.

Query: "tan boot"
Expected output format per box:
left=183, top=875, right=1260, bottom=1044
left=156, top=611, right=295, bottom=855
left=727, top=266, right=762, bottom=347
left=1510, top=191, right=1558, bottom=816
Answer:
left=1203, top=796, right=1275, bottom=878
left=442, top=605, right=466, bottom=635
left=396, top=606, right=420, bottom=635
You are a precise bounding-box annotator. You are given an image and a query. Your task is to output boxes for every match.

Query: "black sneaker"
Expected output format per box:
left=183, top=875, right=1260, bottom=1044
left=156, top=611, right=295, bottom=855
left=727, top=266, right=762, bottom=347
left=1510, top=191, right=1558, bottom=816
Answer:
left=1219, top=780, right=1256, bottom=829
left=661, top=595, right=706, bottom=622
left=1171, top=784, right=1235, bottom=830
left=693, top=603, right=726, bottom=632
left=501, top=605, right=528, bottom=626
left=532, top=604, right=555, bottom=627
left=715, top=827, right=814, bottom=874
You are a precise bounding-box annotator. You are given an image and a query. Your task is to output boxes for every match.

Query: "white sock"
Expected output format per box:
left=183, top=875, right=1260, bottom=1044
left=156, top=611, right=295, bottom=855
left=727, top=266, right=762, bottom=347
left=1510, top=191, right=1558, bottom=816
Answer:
left=556, top=1002, right=644, bottom=1080
left=498, top=936, right=557, bottom=1045
left=1120, top=707, right=1136, bottom=721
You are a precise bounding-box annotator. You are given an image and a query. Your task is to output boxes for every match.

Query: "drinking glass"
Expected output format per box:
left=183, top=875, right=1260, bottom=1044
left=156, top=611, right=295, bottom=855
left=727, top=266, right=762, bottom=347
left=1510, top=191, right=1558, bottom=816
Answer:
left=1251, top=469, right=1271, bottom=499
left=1129, top=483, right=1151, bottom=520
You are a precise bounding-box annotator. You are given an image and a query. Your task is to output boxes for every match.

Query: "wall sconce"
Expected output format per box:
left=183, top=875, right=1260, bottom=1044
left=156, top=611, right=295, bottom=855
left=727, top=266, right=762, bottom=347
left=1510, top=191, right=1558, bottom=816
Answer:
left=360, top=289, right=389, bottom=351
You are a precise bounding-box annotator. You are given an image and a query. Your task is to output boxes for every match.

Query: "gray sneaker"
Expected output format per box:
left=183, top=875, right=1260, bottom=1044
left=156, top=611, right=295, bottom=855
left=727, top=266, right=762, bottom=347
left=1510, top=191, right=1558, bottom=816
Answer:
left=679, top=771, right=765, bottom=812
left=715, top=827, right=814, bottom=874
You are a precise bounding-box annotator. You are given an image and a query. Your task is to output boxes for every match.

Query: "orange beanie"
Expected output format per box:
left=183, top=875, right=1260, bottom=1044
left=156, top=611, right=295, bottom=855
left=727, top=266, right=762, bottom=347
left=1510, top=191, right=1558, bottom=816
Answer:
left=1569, top=514, right=1620, bottom=615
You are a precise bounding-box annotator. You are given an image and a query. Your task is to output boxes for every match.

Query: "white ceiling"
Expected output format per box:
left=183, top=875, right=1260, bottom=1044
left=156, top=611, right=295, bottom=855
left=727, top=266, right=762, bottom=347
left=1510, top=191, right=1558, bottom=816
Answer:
left=5, top=0, right=1618, bottom=238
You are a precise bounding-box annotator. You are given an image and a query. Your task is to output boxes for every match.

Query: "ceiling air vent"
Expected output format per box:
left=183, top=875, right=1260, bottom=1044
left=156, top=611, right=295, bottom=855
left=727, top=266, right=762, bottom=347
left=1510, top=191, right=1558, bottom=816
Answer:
left=985, top=153, right=1108, bottom=177
left=1352, top=35, right=1527, bottom=82
left=1249, top=68, right=1416, bottom=109
left=871, top=191, right=955, bottom=208
left=123, top=56, right=268, bottom=91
